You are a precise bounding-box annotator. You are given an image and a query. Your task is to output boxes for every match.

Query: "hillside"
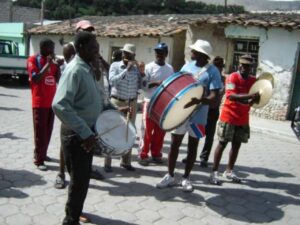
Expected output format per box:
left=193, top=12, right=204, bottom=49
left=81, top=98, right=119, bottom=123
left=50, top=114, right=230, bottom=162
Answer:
left=187, top=0, right=300, bottom=11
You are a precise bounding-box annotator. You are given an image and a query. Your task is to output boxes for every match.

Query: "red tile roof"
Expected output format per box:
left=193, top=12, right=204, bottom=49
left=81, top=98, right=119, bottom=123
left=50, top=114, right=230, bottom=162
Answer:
left=27, top=13, right=300, bottom=37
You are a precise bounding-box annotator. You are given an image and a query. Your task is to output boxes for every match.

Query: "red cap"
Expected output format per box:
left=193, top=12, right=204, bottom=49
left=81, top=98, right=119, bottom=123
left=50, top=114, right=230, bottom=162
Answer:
left=75, top=20, right=95, bottom=32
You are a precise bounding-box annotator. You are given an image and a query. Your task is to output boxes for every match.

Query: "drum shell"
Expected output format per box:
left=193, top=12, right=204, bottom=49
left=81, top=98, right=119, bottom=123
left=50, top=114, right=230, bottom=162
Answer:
left=148, top=72, right=202, bottom=131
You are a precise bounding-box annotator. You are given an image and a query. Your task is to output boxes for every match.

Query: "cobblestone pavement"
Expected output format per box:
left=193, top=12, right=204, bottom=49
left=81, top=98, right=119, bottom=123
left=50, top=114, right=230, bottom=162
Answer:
left=0, top=79, right=300, bottom=225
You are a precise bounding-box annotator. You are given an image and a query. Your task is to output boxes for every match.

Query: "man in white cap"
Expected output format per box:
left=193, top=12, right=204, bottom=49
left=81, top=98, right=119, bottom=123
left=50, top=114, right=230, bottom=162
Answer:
left=156, top=39, right=222, bottom=192
left=106, top=43, right=145, bottom=172
left=209, top=54, right=260, bottom=185
left=138, top=43, right=174, bottom=166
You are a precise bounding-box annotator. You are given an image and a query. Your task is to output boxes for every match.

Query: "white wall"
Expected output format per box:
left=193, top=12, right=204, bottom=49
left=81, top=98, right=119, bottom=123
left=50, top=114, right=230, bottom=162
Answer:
left=98, top=36, right=173, bottom=65
left=185, top=24, right=229, bottom=64
left=225, top=25, right=300, bottom=119
left=29, top=35, right=173, bottom=65
left=186, top=24, right=300, bottom=120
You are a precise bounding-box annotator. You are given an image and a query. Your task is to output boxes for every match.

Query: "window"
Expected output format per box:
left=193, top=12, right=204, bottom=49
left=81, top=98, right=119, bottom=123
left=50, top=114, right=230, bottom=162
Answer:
left=231, top=39, right=259, bottom=74
left=110, top=46, right=122, bottom=64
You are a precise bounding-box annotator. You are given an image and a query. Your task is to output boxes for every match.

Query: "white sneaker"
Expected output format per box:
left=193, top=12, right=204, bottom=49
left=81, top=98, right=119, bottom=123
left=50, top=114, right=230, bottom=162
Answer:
left=181, top=177, right=193, bottom=192
left=156, top=174, right=176, bottom=189
left=209, top=171, right=221, bottom=185
left=223, top=170, right=241, bottom=183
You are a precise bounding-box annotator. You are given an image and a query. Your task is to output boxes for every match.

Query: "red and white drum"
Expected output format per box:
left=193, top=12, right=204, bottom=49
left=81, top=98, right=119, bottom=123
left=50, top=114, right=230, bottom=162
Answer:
left=148, top=71, right=203, bottom=131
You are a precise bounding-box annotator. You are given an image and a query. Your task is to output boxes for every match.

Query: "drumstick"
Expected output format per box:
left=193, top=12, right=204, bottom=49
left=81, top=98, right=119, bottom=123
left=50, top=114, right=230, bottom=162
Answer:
left=96, top=123, right=124, bottom=139
left=126, top=100, right=131, bottom=142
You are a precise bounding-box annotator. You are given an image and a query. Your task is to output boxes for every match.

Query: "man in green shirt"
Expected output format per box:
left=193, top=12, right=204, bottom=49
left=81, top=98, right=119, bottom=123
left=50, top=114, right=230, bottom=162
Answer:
left=53, top=32, right=114, bottom=225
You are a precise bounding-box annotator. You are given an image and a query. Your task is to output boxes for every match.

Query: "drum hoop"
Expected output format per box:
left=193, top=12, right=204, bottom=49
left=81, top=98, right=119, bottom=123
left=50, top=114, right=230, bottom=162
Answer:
left=148, top=71, right=187, bottom=114
left=98, top=137, right=117, bottom=150
left=160, top=82, right=203, bottom=131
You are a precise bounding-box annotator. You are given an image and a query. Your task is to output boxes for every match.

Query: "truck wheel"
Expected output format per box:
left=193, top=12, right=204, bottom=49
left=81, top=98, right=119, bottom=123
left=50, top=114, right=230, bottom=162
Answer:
left=19, top=75, right=29, bottom=85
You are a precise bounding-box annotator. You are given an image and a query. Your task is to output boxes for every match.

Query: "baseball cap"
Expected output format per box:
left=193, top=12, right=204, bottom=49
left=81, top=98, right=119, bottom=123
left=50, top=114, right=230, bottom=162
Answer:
left=75, top=20, right=95, bottom=32
left=239, top=54, right=254, bottom=65
left=154, top=43, right=168, bottom=52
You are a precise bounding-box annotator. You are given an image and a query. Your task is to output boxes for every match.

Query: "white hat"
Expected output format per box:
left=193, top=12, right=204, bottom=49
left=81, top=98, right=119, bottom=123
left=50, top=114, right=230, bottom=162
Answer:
left=189, top=39, right=212, bottom=58
left=121, top=43, right=136, bottom=54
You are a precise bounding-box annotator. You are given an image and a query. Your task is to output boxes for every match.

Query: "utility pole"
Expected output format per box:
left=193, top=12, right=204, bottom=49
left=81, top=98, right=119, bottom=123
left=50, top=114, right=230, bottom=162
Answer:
left=9, top=0, right=13, bottom=22
left=69, top=0, right=72, bottom=27
left=41, top=0, right=45, bottom=26
left=225, top=0, right=228, bottom=15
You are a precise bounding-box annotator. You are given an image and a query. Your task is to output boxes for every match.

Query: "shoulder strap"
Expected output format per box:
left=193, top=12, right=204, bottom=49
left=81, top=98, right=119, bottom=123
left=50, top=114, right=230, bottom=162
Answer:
left=35, top=54, right=43, bottom=71
left=195, top=64, right=211, bottom=79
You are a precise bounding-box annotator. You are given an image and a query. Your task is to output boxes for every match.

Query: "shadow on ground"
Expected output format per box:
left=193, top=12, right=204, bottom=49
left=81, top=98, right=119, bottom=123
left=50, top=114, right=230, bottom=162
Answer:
left=83, top=213, right=139, bottom=225
left=0, top=132, right=26, bottom=140
left=0, top=168, right=46, bottom=199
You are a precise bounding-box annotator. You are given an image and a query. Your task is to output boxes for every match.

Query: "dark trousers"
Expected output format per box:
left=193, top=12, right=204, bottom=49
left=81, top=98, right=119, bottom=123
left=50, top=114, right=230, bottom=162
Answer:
left=32, top=108, right=54, bottom=165
left=61, top=125, right=93, bottom=225
left=200, top=108, right=220, bottom=162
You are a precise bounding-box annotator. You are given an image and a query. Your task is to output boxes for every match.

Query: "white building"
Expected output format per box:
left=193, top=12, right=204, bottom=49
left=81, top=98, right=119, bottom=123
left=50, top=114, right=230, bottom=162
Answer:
left=27, top=13, right=300, bottom=120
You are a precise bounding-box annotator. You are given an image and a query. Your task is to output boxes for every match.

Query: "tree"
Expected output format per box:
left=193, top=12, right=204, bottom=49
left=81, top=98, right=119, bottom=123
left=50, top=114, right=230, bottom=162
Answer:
left=13, top=0, right=245, bottom=19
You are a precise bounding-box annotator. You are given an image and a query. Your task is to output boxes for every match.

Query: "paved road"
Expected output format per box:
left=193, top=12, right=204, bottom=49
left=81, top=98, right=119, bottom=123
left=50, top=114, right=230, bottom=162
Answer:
left=0, top=78, right=299, bottom=225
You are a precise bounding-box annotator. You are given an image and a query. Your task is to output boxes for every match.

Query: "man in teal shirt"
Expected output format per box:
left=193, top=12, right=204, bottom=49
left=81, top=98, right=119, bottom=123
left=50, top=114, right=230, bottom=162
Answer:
left=53, top=32, right=114, bottom=225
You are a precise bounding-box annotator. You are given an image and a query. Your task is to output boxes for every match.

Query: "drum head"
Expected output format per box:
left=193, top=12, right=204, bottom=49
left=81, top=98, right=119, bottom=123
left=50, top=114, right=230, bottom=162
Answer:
left=161, top=84, right=204, bottom=130
left=95, top=110, right=136, bottom=154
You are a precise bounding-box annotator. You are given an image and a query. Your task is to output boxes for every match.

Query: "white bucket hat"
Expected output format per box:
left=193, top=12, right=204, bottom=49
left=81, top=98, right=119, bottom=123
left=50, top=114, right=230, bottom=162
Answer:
left=189, top=39, right=212, bottom=58
left=121, top=43, right=136, bottom=54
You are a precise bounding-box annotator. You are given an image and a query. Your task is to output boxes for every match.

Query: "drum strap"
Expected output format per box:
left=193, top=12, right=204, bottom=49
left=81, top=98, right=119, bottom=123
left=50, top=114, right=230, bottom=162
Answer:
left=195, top=64, right=210, bottom=80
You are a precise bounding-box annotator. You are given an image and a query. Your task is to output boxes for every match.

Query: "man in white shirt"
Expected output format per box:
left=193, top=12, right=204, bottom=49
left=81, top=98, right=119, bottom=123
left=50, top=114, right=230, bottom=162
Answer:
left=139, top=43, right=174, bottom=166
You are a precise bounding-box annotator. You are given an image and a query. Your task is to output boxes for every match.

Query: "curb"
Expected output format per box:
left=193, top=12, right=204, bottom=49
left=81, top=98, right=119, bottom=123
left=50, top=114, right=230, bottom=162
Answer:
left=251, top=125, right=298, bottom=143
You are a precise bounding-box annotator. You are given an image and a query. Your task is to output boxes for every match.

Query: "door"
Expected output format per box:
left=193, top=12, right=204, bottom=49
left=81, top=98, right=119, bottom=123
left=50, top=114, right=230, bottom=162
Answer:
left=289, top=46, right=300, bottom=119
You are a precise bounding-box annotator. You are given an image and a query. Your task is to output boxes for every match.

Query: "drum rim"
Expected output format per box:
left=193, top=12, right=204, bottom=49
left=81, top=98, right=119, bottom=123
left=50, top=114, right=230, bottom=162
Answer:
left=160, top=82, right=203, bottom=131
left=147, top=71, right=187, bottom=114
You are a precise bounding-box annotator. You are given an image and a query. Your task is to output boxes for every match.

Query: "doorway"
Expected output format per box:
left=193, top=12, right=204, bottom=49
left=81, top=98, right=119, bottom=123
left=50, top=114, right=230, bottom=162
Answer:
left=288, top=45, right=300, bottom=119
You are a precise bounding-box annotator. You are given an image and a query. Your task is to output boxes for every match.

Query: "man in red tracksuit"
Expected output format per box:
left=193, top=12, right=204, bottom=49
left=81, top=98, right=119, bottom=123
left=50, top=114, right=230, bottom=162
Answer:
left=27, top=38, right=62, bottom=171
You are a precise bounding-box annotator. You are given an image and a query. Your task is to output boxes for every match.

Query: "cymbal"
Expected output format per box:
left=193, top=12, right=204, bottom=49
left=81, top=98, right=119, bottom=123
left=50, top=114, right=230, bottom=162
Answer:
left=249, top=79, right=273, bottom=109
left=258, top=72, right=275, bottom=88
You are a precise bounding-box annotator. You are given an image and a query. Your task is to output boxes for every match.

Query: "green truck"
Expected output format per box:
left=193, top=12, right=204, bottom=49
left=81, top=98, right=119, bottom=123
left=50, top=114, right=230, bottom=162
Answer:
left=0, top=23, right=28, bottom=83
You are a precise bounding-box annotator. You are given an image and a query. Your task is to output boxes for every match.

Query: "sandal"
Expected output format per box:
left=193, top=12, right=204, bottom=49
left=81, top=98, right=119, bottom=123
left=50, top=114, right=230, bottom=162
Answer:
left=79, top=214, right=91, bottom=223
left=54, top=174, right=65, bottom=189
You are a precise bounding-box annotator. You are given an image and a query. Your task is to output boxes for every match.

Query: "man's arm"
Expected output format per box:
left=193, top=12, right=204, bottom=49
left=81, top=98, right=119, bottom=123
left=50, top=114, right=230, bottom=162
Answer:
left=109, top=62, right=128, bottom=86
left=228, top=92, right=260, bottom=104
left=52, top=72, right=94, bottom=140
left=31, top=55, right=54, bottom=83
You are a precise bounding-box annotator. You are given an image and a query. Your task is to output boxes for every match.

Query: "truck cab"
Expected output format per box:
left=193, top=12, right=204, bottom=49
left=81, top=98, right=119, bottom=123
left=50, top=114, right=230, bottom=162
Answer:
left=0, top=40, right=19, bottom=55
left=0, top=39, right=28, bottom=84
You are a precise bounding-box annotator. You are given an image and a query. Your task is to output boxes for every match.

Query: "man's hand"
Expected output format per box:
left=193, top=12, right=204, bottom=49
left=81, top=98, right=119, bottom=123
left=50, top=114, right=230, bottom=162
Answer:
left=55, top=58, right=65, bottom=67
left=81, top=135, right=97, bottom=153
left=46, top=54, right=55, bottom=64
left=148, top=80, right=162, bottom=88
left=126, top=61, right=136, bottom=70
left=138, top=61, right=145, bottom=74
left=184, top=97, right=202, bottom=109
left=249, top=92, right=261, bottom=105
left=118, top=106, right=132, bottom=118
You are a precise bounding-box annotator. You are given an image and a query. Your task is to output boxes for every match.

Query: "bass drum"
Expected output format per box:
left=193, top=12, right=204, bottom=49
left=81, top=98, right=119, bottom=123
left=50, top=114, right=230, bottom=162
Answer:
left=148, top=71, right=203, bottom=131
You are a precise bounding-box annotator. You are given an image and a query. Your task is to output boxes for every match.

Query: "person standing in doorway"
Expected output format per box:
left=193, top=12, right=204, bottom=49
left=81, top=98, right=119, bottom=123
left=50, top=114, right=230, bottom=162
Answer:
left=198, top=56, right=226, bottom=167
left=209, top=54, right=260, bottom=185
